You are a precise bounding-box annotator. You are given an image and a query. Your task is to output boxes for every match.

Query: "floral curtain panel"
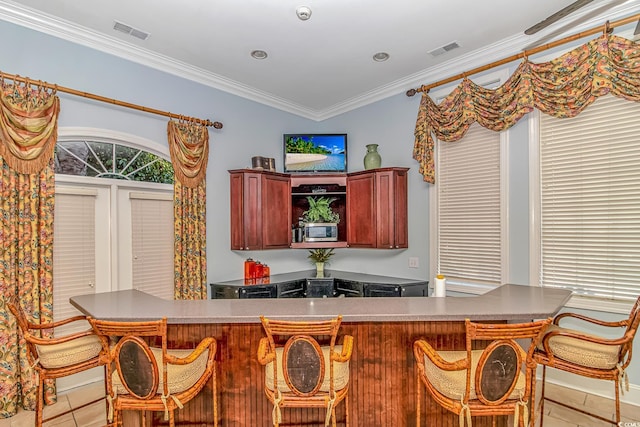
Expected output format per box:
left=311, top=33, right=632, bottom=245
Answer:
left=167, top=120, right=209, bottom=300
left=413, top=34, right=640, bottom=183
left=0, top=79, right=59, bottom=418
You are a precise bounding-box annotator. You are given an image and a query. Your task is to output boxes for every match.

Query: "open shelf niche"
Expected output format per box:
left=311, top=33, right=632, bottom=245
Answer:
left=290, top=174, right=348, bottom=249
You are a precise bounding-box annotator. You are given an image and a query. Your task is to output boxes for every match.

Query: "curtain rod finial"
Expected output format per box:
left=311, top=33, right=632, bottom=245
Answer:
left=212, top=121, right=223, bottom=129
left=406, top=88, right=417, bottom=97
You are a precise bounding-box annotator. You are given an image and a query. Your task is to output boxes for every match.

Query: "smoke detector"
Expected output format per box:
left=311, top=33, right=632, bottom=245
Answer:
left=296, top=6, right=312, bottom=21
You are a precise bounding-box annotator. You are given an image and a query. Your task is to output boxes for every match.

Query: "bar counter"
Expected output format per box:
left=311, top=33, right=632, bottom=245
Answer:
left=71, top=284, right=572, bottom=427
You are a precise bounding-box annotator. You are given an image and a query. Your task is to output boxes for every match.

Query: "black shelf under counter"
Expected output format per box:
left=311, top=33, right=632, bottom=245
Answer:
left=210, top=270, right=428, bottom=299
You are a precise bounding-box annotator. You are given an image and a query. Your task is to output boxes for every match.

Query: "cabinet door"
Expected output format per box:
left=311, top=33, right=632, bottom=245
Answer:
left=230, top=172, right=250, bottom=250
left=376, top=169, right=408, bottom=249
left=229, top=170, right=290, bottom=250
left=261, top=173, right=291, bottom=249
left=229, top=171, right=262, bottom=250
left=376, top=171, right=395, bottom=249
left=392, top=170, right=408, bottom=248
left=346, top=173, right=376, bottom=248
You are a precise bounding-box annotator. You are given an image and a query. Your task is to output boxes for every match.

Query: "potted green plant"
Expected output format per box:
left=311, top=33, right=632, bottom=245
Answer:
left=307, top=248, right=334, bottom=277
left=302, top=196, right=340, bottom=224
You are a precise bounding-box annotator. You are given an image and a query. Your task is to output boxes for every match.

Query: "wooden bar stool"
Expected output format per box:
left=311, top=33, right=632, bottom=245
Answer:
left=8, top=303, right=106, bottom=427
left=534, top=296, right=640, bottom=425
left=414, top=318, right=551, bottom=427
left=257, top=315, right=354, bottom=427
left=88, top=317, right=218, bottom=427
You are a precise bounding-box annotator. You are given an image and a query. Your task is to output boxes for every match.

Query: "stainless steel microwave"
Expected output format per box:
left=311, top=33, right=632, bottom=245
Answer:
left=304, top=223, right=338, bottom=242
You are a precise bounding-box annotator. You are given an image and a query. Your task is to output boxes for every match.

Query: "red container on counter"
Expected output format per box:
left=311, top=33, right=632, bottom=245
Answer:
left=244, top=258, right=256, bottom=280
left=254, top=262, right=264, bottom=279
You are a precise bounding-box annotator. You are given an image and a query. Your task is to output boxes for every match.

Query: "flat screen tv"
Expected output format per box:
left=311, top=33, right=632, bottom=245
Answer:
left=284, top=134, right=347, bottom=173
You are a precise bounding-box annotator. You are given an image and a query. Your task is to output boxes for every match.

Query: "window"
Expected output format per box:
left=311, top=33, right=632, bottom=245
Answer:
left=431, top=123, right=507, bottom=290
left=429, top=73, right=509, bottom=293
left=55, top=139, right=174, bottom=183
left=533, top=95, right=640, bottom=304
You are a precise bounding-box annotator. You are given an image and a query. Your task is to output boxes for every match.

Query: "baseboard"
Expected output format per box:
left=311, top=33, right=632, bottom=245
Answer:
left=540, top=369, right=640, bottom=407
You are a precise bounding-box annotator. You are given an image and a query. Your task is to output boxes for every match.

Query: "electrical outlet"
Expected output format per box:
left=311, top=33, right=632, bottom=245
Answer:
left=408, top=257, right=419, bottom=268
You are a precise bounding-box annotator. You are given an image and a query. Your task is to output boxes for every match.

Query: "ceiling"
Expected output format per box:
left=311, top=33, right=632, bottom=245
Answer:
left=0, top=0, right=639, bottom=120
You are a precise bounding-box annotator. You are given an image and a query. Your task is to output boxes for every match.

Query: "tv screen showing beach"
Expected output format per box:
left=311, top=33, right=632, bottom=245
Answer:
left=284, top=134, right=347, bottom=172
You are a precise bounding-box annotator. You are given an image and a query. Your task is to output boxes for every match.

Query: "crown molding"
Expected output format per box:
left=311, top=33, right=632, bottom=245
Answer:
left=1, top=0, right=639, bottom=121
left=0, top=0, right=322, bottom=119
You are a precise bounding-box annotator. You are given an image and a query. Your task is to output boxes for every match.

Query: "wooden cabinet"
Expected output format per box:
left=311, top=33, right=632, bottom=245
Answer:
left=347, top=167, right=409, bottom=249
left=229, top=169, right=291, bottom=250
left=230, top=167, right=408, bottom=250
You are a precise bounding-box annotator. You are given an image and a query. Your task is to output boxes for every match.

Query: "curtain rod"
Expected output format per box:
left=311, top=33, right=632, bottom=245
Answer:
left=0, top=70, right=223, bottom=129
left=406, top=12, right=640, bottom=97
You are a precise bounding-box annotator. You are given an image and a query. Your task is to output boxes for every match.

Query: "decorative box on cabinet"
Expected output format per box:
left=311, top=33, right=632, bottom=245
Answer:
left=346, top=167, right=409, bottom=249
left=229, top=169, right=291, bottom=250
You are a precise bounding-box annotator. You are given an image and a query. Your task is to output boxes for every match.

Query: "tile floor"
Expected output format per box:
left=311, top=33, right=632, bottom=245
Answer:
left=0, top=381, right=106, bottom=427
left=0, top=380, right=639, bottom=426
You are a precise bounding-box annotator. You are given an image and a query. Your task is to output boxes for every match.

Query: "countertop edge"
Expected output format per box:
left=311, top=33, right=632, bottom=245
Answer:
left=70, top=284, right=572, bottom=324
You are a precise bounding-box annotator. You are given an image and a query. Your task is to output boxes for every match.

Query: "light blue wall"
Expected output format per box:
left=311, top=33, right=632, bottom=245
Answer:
left=1, top=19, right=637, bottom=391
left=0, top=20, right=429, bottom=284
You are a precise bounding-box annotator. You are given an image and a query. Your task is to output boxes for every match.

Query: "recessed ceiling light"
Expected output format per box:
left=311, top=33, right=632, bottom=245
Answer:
left=373, top=52, right=390, bottom=62
left=251, top=50, right=268, bottom=60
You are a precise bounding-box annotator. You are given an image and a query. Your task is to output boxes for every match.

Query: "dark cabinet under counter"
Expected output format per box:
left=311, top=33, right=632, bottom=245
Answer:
left=210, top=270, right=428, bottom=299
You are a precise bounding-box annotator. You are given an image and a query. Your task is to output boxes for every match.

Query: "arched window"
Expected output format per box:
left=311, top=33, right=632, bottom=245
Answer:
left=55, top=139, right=174, bottom=183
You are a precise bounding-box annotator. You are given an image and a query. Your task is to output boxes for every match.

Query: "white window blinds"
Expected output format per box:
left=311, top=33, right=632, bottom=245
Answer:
left=539, top=95, right=640, bottom=302
left=130, top=192, right=175, bottom=300
left=437, top=123, right=503, bottom=285
left=53, top=190, right=96, bottom=334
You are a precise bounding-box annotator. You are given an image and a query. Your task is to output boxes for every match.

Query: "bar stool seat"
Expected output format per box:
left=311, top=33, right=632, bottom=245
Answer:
left=264, top=345, right=350, bottom=392
left=422, top=350, right=527, bottom=401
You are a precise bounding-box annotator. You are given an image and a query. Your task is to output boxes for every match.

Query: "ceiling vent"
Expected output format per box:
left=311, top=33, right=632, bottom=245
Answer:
left=113, top=21, right=150, bottom=41
left=428, top=41, right=460, bottom=57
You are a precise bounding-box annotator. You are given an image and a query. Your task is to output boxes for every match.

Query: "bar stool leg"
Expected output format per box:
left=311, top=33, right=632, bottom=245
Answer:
left=416, top=374, right=422, bottom=427
left=539, top=365, right=547, bottom=426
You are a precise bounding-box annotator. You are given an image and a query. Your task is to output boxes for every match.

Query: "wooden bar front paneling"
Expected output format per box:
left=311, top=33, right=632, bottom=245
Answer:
left=149, top=320, right=505, bottom=427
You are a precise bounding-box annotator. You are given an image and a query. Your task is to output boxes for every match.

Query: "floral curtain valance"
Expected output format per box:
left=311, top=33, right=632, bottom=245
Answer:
left=0, top=79, right=60, bottom=174
left=167, top=120, right=209, bottom=188
left=413, top=34, right=640, bottom=183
